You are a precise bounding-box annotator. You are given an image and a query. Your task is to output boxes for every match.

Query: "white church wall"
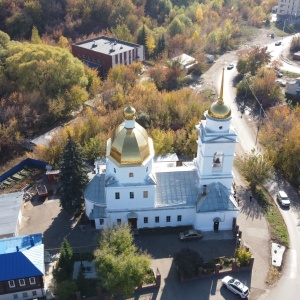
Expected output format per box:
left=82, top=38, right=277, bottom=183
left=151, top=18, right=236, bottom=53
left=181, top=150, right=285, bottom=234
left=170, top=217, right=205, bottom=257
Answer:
left=194, top=210, right=238, bottom=231
left=106, top=157, right=153, bottom=184
left=106, top=186, right=156, bottom=210
left=85, top=200, right=94, bottom=217
left=205, top=117, right=232, bottom=132
left=107, top=207, right=195, bottom=228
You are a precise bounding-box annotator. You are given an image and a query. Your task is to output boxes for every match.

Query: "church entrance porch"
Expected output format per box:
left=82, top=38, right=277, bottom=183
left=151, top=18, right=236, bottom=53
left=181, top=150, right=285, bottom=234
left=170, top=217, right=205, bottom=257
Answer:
left=127, top=212, right=138, bottom=228
left=128, top=218, right=137, bottom=229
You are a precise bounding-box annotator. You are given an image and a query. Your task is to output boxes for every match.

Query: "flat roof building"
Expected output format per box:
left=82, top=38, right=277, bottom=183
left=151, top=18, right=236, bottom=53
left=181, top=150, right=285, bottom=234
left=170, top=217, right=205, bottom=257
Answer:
left=72, top=36, right=145, bottom=76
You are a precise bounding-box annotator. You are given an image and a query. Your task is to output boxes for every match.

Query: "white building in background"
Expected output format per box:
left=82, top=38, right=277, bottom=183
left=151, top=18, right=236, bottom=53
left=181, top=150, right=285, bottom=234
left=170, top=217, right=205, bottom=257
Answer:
left=277, top=0, right=300, bottom=20
left=84, top=69, right=239, bottom=232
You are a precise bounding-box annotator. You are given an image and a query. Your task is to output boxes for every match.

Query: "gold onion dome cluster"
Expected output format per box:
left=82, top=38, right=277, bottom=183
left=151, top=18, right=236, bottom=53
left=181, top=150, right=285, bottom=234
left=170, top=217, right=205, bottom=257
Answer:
left=207, top=68, right=231, bottom=119
left=109, top=106, right=151, bottom=165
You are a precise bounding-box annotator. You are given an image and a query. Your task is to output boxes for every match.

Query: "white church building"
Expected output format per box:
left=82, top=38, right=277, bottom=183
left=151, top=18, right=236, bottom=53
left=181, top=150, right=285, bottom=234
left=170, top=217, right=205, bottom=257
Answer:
left=84, top=69, right=239, bottom=232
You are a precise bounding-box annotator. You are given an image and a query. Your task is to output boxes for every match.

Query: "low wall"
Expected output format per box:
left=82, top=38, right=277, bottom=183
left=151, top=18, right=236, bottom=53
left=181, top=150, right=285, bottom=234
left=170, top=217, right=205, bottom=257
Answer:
left=179, top=257, right=254, bottom=282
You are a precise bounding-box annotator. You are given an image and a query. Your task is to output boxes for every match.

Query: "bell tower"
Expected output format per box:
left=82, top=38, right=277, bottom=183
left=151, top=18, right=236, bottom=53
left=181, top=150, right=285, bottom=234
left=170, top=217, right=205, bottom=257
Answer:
left=195, top=69, right=238, bottom=190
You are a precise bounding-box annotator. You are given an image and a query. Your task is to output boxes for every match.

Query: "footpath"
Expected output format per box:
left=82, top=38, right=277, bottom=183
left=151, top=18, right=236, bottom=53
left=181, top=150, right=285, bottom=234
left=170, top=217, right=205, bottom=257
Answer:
left=233, top=166, right=271, bottom=300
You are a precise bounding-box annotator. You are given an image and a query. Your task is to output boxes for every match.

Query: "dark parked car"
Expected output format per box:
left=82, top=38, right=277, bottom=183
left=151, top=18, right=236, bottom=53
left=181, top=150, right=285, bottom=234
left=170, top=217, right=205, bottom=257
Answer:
left=179, top=229, right=203, bottom=241
left=227, top=63, right=234, bottom=70
left=275, top=41, right=282, bottom=46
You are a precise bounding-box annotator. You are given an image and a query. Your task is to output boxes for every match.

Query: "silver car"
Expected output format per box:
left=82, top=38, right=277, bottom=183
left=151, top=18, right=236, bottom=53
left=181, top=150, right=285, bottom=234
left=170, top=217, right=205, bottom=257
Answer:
left=179, top=229, right=203, bottom=241
left=222, top=276, right=250, bottom=298
left=277, top=190, right=290, bottom=207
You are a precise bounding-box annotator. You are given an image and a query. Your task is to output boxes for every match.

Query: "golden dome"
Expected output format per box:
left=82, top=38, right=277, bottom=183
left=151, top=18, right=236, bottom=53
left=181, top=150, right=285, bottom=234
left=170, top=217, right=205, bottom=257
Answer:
left=109, top=108, right=151, bottom=165
left=208, top=102, right=231, bottom=119
left=207, top=68, right=231, bottom=119
left=123, top=106, right=136, bottom=120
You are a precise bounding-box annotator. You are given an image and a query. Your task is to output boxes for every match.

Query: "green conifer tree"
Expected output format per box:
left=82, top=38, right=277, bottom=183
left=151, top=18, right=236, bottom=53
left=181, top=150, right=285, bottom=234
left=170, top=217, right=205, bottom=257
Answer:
left=156, top=35, right=166, bottom=57
left=137, top=24, right=147, bottom=47
left=59, top=133, right=89, bottom=210
left=53, top=238, right=73, bottom=282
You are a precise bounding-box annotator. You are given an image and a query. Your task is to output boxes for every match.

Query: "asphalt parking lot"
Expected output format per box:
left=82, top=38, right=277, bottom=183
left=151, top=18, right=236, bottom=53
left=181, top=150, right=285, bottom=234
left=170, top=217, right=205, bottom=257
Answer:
left=20, top=194, right=257, bottom=300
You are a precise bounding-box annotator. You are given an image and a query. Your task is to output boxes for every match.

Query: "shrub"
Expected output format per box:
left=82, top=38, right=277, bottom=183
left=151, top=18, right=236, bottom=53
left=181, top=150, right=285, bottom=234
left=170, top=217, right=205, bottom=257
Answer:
left=235, top=247, right=252, bottom=267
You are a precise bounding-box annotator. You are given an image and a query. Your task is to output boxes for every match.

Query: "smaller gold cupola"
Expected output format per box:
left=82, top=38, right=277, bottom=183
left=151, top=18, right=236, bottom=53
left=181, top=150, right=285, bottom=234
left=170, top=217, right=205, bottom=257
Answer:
left=208, top=68, right=231, bottom=119
left=123, top=106, right=136, bottom=121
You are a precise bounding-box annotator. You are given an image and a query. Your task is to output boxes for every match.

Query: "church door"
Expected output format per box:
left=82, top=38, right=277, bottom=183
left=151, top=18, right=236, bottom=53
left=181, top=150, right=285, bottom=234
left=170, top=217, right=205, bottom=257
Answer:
left=214, top=221, right=219, bottom=231
left=128, top=218, right=137, bottom=229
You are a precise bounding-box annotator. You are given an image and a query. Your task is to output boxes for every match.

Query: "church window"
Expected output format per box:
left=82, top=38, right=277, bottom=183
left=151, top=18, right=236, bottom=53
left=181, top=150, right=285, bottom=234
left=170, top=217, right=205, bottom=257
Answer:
left=114, top=168, right=116, bottom=173
left=22, top=293, right=28, bottom=298
left=212, top=151, right=223, bottom=170
left=99, top=219, right=104, bottom=225
left=166, top=216, right=171, bottom=222
left=32, top=291, right=37, bottom=297
left=115, top=192, right=120, bottom=199
left=130, top=192, right=134, bottom=199
left=155, top=216, right=159, bottom=223
left=144, top=217, right=148, bottom=223
left=219, top=126, right=223, bottom=129
left=177, top=215, right=182, bottom=222
left=117, top=219, right=121, bottom=224
left=13, top=295, right=18, bottom=299
left=9, top=280, right=15, bottom=288
left=143, top=191, right=148, bottom=198
left=129, top=172, right=134, bottom=177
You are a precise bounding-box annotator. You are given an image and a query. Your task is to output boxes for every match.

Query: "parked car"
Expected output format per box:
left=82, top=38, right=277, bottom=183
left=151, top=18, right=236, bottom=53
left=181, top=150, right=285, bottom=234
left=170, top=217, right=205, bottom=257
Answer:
left=275, top=70, right=283, bottom=78
left=222, top=276, right=250, bottom=298
left=277, top=190, right=290, bottom=207
left=179, top=229, right=203, bottom=241
left=227, top=63, right=234, bottom=70
left=271, top=33, right=275, bottom=39
left=275, top=41, right=282, bottom=46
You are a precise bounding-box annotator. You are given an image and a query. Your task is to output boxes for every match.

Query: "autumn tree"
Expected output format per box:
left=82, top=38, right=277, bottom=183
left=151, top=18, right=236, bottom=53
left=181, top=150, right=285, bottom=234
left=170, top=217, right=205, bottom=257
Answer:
left=236, top=46, right=271, bottom=76
left=58, top=134, right=89, bottom=211
left=251, top=67, right=284, bottom=105
left=94, top=224, right=151, bottom=298
left=290, top=35, right=300, bottom=52
left=236, top=148, right=274, bottom=189
left=260, top=104, right=300, bottom=186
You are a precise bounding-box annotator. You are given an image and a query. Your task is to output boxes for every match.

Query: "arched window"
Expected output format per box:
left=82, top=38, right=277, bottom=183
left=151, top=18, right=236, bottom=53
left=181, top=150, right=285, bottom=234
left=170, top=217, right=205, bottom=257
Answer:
left=129, top=172, right=134, bottom=177
left=212, top=151, right=223, bottom=171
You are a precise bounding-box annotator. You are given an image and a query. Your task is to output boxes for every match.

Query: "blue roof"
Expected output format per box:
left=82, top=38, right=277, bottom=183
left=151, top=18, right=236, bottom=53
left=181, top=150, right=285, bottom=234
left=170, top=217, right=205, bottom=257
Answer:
left=0, top=234, right=44, bottom=281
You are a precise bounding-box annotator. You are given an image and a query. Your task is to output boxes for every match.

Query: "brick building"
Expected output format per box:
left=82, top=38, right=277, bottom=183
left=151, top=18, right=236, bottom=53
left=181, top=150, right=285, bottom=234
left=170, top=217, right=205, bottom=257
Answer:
left=72, top=36, right=145, bottom=76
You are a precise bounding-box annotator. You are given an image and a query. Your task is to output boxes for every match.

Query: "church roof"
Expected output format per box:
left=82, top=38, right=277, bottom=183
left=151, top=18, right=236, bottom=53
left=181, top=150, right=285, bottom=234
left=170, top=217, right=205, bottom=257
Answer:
left=196, top=182, right=238, bottom=212
left=108, top=106, right=151, bottom=165
left=208, top=68, right=231, bottom=119
left=156, top=168, right=200, bottom=207
left=84, top=174, right=106, bottom=205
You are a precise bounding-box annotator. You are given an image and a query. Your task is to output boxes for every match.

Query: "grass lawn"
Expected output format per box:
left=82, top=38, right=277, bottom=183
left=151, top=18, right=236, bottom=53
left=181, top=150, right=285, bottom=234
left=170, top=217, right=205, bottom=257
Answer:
left=254, top=186, right=289, bottom=247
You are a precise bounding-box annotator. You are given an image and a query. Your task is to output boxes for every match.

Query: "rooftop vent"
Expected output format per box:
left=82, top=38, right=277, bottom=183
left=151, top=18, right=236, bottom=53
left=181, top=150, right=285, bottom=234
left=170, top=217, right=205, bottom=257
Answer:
left=92, top=40, right=97, bottom=48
